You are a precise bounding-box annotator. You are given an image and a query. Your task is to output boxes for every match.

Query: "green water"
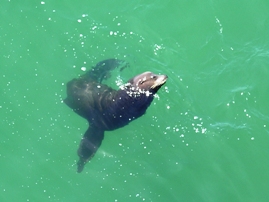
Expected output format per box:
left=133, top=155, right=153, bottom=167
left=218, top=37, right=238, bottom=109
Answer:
left=1, top=0, right=269, bottom=201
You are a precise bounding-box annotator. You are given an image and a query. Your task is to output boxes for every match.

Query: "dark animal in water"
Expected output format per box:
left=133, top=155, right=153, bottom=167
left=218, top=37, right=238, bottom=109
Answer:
left=64, top=59, right=168, bottom=173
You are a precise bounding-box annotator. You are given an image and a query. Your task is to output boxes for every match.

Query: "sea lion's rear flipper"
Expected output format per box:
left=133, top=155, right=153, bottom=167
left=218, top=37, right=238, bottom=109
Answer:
left=76, top=126, right=104, bottom=173
left=87, top=59, right=129, bottom=82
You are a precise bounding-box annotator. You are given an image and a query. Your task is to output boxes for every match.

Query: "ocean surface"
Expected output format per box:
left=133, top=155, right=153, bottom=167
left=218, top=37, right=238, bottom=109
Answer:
left=1, top=0, right=269, bottom=201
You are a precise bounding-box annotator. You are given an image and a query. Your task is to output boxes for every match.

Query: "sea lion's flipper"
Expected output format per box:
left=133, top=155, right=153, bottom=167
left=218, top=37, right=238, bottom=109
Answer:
left=87, top=59, right=129, bottom=82
left=77, top=126, right=104, bottom=173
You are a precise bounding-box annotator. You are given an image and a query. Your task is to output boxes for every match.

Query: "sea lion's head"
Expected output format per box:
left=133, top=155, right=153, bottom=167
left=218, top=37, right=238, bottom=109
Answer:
left=126, top=71, right=168, bottom=94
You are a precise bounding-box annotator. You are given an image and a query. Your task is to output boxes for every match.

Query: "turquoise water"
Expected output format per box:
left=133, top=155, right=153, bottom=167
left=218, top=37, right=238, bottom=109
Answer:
left=1, top=0, right=269, bottom=201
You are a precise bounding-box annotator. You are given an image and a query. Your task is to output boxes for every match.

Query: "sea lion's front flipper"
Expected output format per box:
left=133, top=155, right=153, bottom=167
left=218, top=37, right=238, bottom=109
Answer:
left=87, top=59, right=129, bottom=82
left=77, top=126, right=104, bottom=173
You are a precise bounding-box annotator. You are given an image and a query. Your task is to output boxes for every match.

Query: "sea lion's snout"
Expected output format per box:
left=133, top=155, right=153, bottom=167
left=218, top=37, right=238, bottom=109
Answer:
left=151, top=74, right=167, bottom=89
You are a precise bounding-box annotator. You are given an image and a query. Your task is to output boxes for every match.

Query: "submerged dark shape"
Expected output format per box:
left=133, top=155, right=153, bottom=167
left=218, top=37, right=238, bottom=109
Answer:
left=64, top=59, right=168, bottom=173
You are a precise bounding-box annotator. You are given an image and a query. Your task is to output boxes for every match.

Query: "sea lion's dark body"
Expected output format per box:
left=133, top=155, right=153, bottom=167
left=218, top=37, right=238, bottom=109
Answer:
left=64, top=59, right=167, bottom=173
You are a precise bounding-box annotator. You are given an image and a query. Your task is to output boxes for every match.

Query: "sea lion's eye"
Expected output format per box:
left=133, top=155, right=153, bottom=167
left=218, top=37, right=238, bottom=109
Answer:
left=138, top=78, right=146, bottom=85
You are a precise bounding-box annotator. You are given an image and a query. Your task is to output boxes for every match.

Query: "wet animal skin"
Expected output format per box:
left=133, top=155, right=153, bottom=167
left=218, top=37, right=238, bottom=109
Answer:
left=64, top=59, right=168, bottom=173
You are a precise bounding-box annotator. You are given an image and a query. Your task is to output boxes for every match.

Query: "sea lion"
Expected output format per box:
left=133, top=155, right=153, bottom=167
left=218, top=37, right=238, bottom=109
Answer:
left=64, top=59, right=168, bottom=173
